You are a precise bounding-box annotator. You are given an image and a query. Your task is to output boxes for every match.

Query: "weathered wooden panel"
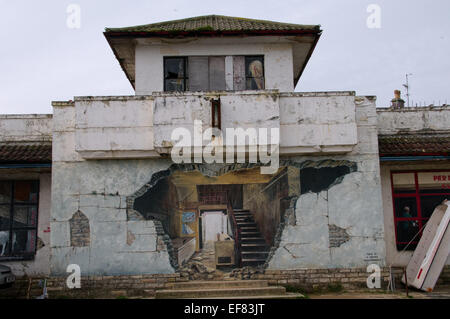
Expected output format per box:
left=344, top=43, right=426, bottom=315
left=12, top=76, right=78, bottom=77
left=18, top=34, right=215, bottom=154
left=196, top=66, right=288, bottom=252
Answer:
left=188, top=56, right=209, bottom=91
left=209, top=56, right=226, bottom=91
left=233, top=56, right=246, bottom=91
left=225, top=56, right=234, bottom=90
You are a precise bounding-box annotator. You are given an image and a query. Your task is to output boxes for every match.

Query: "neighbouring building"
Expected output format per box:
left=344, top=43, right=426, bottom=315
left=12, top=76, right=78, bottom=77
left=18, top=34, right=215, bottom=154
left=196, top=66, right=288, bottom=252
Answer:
left=378, top=102, right=450, bottom=267
left=0, top=16, right=448, bottom=295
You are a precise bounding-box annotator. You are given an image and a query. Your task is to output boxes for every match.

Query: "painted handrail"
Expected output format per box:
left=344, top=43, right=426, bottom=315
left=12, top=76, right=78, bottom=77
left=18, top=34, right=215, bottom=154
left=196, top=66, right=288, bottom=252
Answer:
left=227, top=194, right=241, bottom=267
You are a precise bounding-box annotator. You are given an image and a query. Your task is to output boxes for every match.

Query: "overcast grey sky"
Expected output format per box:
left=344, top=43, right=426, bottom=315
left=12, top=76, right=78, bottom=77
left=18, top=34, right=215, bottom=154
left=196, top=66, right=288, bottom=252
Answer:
left=0, top=0, right=449, bottom=114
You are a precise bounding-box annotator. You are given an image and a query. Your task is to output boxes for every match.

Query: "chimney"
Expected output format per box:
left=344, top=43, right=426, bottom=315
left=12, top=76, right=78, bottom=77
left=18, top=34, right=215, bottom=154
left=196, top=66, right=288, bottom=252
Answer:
left=391, top=90, right=405, bottom=108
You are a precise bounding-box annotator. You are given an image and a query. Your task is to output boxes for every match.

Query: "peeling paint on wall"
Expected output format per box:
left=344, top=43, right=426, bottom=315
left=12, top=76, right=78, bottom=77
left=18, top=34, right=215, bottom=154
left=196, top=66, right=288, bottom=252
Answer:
left=300, top=166, right=352, bottom=194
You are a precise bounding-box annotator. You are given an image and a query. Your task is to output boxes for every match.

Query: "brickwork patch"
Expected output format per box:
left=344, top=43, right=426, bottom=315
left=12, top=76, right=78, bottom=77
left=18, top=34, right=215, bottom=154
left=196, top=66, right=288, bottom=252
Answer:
left=328, top=224, right=350, bottom=248
left=70, top=211, right=90, bottom=247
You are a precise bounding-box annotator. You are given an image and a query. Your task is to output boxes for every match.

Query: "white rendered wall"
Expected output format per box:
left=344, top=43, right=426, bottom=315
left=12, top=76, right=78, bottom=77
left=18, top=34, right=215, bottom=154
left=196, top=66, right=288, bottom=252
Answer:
left=135, top=37, right=295, bottom=94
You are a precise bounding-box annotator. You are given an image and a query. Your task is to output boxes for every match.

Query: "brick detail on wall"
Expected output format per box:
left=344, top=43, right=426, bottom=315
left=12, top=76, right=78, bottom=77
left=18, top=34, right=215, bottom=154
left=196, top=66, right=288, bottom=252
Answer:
left=328, top=224, right=351, bottom=248
left=69, top=210, right=90, bottom=247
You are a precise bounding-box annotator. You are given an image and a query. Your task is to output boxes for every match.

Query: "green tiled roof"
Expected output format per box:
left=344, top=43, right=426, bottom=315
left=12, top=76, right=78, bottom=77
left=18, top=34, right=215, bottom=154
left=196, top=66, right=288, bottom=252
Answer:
left=105, top=15, right=321, bottom=34
left=379, top=133, right=450, bottom=156
left=0, top=142, right=52, bottom=163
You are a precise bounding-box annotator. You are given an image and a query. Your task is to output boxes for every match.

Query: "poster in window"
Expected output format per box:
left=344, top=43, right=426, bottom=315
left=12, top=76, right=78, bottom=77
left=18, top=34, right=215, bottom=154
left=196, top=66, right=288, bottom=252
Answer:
left=245, top=56, right=264, bottom=90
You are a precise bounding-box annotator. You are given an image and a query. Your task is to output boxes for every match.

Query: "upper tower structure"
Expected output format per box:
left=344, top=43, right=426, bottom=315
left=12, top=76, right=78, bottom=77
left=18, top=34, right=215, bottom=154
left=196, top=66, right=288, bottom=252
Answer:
left=104, top=15, right=322, bottom=94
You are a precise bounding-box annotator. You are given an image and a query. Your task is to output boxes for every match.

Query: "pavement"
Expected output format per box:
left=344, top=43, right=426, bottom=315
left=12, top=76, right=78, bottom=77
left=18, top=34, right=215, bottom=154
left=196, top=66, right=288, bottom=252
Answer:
left=308, top=286, right=450, bottom=299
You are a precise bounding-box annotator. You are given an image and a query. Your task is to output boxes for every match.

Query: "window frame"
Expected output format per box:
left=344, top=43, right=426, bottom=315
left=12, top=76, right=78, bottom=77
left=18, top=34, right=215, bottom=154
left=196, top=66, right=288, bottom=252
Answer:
left=163, top=55, right=266, bottom=92
left=390, top=169, right=450, bottom=251
left=0, top=180, right=39, bottom=261
left=163, top=56, right=189, bottom=92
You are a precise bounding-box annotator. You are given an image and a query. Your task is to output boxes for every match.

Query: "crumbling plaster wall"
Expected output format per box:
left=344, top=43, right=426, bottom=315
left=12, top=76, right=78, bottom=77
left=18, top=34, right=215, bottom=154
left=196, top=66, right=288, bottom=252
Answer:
left=268, top=96, right=386, bottom=269
left=50, top=102, right=175, bottom=276
left=50, top=159, right=175, bottom=276
left=50, top=94, right=384, bottom=275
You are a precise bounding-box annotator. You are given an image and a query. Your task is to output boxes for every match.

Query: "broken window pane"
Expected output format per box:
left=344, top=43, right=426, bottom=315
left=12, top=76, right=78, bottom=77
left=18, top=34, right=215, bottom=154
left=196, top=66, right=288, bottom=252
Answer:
left=165, top=78, right=185, bottom=91
left=164, top=57, right=185, bottom=78
left=164, top=57, right=188, bottom=92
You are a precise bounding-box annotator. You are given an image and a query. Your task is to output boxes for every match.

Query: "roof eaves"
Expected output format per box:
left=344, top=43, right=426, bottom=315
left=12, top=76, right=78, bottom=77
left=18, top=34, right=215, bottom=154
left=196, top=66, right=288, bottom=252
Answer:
left=103, top=32, right=135, bottom=90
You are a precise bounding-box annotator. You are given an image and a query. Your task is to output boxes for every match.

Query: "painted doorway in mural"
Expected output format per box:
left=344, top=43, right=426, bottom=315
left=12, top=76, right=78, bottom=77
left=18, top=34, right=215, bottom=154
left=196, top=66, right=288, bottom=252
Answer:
left=201, top=211, right=228, bottom=247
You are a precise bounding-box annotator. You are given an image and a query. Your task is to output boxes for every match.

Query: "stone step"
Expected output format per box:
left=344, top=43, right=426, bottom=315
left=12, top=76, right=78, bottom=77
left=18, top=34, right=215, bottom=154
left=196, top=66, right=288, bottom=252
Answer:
left=236, top=220, right=254, bottom=224
left=242, top=257, right=267, bottom=262
left=242, top=251, right=269, bottom=258
left=240, top=230, right=259, bottom=233
left=235, top=216, right=253, bottom=220
left=155, top=286, right=286, bottom=299
left=241, top=243, right=269, bottom=251
left=240, top=231, right=261, bottom=238
left=234, top=213, right=252, bottom=217
left=241, top=237, right=266, bottom=244
left=239, top=226, right=257, bottom=231
left=165, top=280, right=268, bottom=290
left=236, top=222, right=256, bottom=227
left=233, top=209, right=250, bottom=213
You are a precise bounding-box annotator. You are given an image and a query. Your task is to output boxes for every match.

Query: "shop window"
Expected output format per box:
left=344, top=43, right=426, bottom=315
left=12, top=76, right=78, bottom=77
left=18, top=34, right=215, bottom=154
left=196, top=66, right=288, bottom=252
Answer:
left=391, top=171, right=450, bottom=251
left=0, top=181, right=39, bottom=260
